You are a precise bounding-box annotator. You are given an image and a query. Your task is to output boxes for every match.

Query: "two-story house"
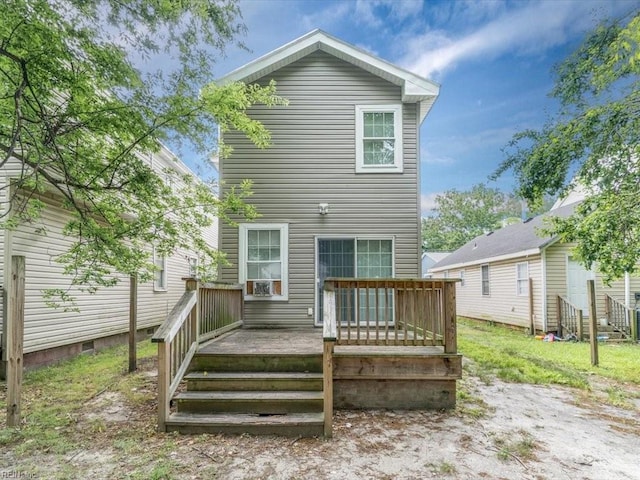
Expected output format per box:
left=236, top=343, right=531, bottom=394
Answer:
left=217, top=29, right=440, bottom=327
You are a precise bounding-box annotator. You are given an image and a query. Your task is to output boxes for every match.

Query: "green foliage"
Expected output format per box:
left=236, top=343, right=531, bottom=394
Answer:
left=495, top=11, right=640, bottom=282
left=0, top=0, right=286, bottom=297
left=421, top=184, right=550, bottom=251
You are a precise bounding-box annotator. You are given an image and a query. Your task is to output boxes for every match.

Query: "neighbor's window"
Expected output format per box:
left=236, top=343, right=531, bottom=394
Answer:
left=239, top=223, right=288, bottom=300
left=459, top=270, right=465, bottom=287
left=154, top=249, right=167, bottom=291
left=481, top=264, right=490, bottom=296
left=516, top=262, right=529, bottom=296
left=188, top=256, right=198, bottom=278
left=355, top=105, right=403, bottom=173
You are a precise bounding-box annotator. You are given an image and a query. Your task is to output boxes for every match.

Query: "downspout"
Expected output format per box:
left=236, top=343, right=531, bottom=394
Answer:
left=625, top=272, right=630, bottom=308
left=541, top=247, right=548, bottom=332
left=2, top=180, right=15, bottom=361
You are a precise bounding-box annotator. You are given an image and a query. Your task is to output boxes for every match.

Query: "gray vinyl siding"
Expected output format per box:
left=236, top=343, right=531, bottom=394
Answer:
left=220, top=50, right=421, bottom=327
left=444, top=256, right=543, bottom=330
left=544, top=242, right=640, bottom=331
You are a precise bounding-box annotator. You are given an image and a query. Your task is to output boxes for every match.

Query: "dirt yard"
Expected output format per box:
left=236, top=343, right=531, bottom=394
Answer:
left=1, top=359, right=639, bottom=479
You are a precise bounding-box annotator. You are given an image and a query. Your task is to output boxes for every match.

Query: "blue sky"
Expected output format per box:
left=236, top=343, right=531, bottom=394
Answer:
left=179, top=0, right=638, bottom=214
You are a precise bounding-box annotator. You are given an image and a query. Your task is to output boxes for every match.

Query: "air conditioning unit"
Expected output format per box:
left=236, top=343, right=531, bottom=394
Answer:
left=253, top=280, right=273, bottom=297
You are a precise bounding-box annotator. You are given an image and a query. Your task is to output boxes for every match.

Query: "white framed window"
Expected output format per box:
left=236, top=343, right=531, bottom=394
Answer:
left=355, top=105, right=403, bottom=173
left=239, top=223, right=288, bottom=301
left=443, top=270, right=449, bottom=279
left=481, top=264, right=490, bottom=296
left=516, top=262, right=529, bottom=296
left=188, top=256, right=198, bottom=278
left=153, top=248, right=167, bottom=291
left=459, top=270, right=465, bottom=287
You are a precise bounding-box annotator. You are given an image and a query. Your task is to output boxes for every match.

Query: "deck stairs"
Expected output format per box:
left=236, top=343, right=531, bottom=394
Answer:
left=164, top=344, right=325, bottom=437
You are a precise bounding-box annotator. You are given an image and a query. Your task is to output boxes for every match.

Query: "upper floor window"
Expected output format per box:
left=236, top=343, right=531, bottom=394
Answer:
left=459, top=270, right=465, bottom=287
left=239, top=223, right=289, bottom=301
left=355, top=105, right=403, bottom=173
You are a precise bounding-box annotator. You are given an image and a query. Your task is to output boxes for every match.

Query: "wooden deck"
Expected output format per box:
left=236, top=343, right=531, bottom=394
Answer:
left=153, top=279, right=461, bottom=436
left=199, top=328, right=446, bottom=356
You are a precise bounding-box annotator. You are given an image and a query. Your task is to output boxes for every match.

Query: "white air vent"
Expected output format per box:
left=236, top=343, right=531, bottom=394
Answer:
left=253, top=281, right=273, bottom=297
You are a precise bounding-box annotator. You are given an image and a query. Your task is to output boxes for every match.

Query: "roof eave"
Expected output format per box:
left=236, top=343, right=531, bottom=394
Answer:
left=430, top=247, right=543, bottom=271
left=218, top=30, right=439, bottom=123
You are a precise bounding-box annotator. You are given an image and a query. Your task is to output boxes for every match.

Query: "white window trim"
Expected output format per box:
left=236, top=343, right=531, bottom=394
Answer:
left=153, top=248, right=168, bottom=292
left=239, top=223, right=289, bottom=301
left=516, top=262, right=529, bottom=296
left=481, top=264, right=490, bottom=296
left=355, top=104, right=403, bottom=173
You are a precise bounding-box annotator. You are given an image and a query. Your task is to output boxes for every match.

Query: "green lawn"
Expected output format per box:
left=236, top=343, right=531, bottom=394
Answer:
left=458, top=319, right=640, bottom=392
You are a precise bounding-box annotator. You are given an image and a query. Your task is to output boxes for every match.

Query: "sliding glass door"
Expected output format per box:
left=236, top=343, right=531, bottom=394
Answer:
left=316, top=238, right=393, bottom=325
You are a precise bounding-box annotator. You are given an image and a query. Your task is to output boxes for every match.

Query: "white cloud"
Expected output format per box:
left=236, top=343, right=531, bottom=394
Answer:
left=401, top=0, right=619, bottom=79
left=421, top=193, right=440, bottom=214
left=421, top=148, right=455, bottom=166
left=354, top=0, right=423, bottom=28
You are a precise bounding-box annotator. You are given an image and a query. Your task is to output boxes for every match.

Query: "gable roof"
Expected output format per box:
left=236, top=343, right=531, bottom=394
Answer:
left=430, top=203, right=579, bottom=270
left=218, top=29, right=440, bottom=123
left=422, top=251, right=451, bottom=263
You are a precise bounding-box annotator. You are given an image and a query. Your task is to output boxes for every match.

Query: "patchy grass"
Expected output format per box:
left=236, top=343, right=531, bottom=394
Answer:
left=0, top=339, right=156, bottom=457
left=458, top=320, right=640, bottom=389
left=492, top=429, right=538, bottom=463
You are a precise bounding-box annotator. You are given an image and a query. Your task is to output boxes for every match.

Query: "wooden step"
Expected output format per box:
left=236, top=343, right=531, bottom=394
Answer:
left=185, top=372, right=323, bottom=391
left=189, top=353, right=323, bottom=373
left=174, top=390, right=324, bottom=414
left=165, top=412, right=324, bottom=437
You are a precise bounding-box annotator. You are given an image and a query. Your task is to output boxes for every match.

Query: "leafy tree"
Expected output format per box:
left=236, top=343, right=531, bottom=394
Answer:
left=0, top=0, right=286, bottom=297
left=494, top=10, right=640, bottom=282
left=422, top=184, right=522, bottom=251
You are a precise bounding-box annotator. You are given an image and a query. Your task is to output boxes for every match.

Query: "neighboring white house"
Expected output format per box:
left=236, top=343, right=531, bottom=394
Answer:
left=0, top=145, right=217, bottom=368
left=421, top=251, right=450, bottom=277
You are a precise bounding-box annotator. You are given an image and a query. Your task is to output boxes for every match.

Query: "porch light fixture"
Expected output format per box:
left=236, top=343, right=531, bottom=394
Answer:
left=318, top=203, right=329, bottom=215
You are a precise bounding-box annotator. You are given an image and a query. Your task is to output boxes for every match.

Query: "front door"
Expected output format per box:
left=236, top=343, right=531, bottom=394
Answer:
left=316, top=238, right=393, bottom=325
left=567, top=256, right=592, bottom=312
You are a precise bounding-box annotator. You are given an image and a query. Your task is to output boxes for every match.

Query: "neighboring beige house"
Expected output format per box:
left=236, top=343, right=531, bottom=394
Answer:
left=217, top=29, right=440, bottom=327
left=429, top=201, right=640, bottom=333
left=1, top=145, right=217, bottom=368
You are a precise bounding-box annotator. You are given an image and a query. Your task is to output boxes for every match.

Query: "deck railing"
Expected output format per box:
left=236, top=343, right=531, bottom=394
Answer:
left=322, top=278, right=457, bottom=349
left=604, top=294, right=633, bottom=339
left=199, top=282, right=244, bottom=342
left=152, top=279, right=244, bottom=431
left=322, top=278, right=458, bottom=437
left=556, top=295, right=584, bottom=340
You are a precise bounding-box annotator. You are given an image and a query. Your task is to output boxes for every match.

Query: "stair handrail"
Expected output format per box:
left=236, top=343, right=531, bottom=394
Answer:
left=604, top=294, right=633, bottom=338
left=556, top=295, right=583, bottom=339
left=152, top=279, right=199, bottom=431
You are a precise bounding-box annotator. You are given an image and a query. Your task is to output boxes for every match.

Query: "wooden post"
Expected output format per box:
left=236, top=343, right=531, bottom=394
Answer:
left=6, top=256, right=26, bottom=427
left=556, top=295, right=563, bottom=337
left=528, top=278, right=534, bottom=335
left=577, top=310, right=584, bottom=342
left=587, top=280, right=598, bottom=366
left=129, top=274, right=138, bottom=373
left=630, top=307, right=638, bottom=342
left=185, top=278, right=199, bottom=344
left=443, top=281, right=457, bottom=354
left=157, top=341, right=171, bottom=432
left=323, top=340, right=334, bottom=438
